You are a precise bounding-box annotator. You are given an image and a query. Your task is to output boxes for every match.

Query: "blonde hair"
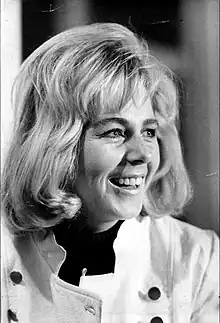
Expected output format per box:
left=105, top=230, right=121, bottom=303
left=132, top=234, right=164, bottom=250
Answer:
left=2, top=23, right=192, bottom=233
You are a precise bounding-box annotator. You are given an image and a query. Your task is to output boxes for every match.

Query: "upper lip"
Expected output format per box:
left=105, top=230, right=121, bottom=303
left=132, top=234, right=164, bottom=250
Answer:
left=108, top=172, right=146, bottom=179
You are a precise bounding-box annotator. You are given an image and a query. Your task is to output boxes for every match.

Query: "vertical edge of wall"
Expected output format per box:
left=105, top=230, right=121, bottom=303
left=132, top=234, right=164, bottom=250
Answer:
left=206, top=0, right=219, bottom=234
left=1, top=0, right=22, bottom=168
left=180, top=0, right=219, bottom=234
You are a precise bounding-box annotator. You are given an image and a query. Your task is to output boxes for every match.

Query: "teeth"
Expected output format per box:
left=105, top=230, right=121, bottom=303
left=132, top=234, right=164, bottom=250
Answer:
left=124, top=178, right=130, bottom=185
left=112, top=176, right=144, bottom=186
left=135, top=177, right=142, bottom=185
left=130, top=178, right=136, bottom=186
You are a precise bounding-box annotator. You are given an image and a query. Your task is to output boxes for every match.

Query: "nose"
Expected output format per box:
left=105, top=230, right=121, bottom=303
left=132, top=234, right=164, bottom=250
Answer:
left=125, top=135, right=150, bottom=166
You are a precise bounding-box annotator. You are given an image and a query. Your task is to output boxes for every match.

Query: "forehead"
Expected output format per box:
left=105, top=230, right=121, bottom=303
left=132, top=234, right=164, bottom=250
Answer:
left=120, top=96, right=154, bottom=119
left=96, top=95, right=155, bottom=125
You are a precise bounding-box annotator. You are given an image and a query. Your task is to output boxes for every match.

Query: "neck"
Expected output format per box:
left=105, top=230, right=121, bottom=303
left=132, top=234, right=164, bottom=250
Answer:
left=89, top=220, right=119, bottom=233
left=79, top=206, right=119, bottom=233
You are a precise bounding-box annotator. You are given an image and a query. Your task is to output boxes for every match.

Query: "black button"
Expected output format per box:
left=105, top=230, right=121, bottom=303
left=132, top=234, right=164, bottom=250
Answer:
left=7, top=309, right=18, bottom=321
left=150, top=317, right=163, bottom=323
left=10, top=271, right=22, bottom=285
left=85, top=306, right=96, bottom=315
left=148, top=287, right=161, bottom=300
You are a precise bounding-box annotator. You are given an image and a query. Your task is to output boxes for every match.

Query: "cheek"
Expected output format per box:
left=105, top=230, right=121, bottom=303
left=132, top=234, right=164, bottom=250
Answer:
left=151, top=141, right=160, bottom=173
left=83, top=141, right=123, bottom=178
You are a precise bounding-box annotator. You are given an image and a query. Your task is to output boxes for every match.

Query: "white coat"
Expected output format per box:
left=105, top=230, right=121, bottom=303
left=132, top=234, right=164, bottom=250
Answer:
left=1, top=215, right=219, bottom=323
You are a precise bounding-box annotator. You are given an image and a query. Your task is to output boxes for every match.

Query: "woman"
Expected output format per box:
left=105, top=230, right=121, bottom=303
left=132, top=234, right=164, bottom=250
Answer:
left=1, top=23, right=219, bottom=323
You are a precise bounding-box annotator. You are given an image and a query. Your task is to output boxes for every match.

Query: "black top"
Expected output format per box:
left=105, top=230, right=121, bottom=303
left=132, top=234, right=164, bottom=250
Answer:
left=53, top=218, right=123, bottom=286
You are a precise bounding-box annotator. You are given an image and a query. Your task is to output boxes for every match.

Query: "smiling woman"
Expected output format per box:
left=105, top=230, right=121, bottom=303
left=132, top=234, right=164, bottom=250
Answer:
left=1, top=23, right=219, bottom=323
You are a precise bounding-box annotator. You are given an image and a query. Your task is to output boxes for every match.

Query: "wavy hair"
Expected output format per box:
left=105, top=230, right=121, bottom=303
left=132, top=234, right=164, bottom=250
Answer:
left=1, top=23, right=193, bottom=234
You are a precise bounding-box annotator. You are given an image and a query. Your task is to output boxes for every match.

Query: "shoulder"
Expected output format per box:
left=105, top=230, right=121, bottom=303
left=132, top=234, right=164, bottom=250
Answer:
left=1, top=217, right=47, bottom=287
left=151, top=216, right=219, bottom=317
left=1, top=219, right=36, bottom=298
left=1, top=218, right=31, bottom=322
left=156, top=219, right=219, bottom=321
left=155, top=215, right=219, bottom=255
left=1, top=219, right=18, bottom=267
left=1, top=218, right=30, bottom=265
left=163, top=216, right=219, bottom=291
left=148, top=215, right=219, bottom=282
left=173, top=216, right=219, bottom=258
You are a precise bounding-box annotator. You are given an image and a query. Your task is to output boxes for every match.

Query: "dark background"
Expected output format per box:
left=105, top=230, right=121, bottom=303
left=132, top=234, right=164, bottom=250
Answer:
left=22, top=0, right=181, bottom=59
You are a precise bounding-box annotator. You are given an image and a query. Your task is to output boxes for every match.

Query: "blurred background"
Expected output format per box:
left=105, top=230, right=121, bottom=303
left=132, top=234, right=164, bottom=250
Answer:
left=1, top=0, right=219, bottom=234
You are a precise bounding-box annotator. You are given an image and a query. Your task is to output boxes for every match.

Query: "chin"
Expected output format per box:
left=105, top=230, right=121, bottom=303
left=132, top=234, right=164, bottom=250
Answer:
left=108, top=200, right=143, bottom=221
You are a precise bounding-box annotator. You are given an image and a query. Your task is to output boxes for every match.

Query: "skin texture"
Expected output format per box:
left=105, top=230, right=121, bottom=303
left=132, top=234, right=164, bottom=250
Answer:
left=74, top=92, right=160, bottom=232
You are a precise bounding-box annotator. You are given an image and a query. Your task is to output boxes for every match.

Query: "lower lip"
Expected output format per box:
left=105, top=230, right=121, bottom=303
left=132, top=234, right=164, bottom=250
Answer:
left=108, top=180, right=143, bottom=196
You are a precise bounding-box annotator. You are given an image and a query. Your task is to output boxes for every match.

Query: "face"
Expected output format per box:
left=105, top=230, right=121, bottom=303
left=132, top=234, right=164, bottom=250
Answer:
left=74, top=92, right=160, bottom=232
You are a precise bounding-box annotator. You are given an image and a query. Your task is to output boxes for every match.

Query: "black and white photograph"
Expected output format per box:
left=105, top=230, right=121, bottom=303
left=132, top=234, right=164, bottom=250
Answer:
left=1, top=1, right=219, bottom=322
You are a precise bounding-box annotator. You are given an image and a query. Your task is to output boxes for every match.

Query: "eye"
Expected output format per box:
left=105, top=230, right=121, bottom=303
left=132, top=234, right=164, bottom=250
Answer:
left=101, top=128, right=125, bottom=139
left=142, top=128, right=157, bottom=139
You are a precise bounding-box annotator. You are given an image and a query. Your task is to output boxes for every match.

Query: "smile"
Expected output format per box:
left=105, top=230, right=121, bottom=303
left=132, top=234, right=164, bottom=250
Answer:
left=109, top=176, right=144, bottom=190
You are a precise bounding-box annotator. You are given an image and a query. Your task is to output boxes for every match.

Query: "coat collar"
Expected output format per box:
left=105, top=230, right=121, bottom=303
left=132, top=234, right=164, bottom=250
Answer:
left=32, top=229, right=66, bottom=275
left=34, top=215, right=169, bottom=277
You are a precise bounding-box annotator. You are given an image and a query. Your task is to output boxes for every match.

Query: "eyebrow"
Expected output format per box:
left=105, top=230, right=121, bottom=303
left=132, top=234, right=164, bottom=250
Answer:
left=93, top=117, right=159, bottom=128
